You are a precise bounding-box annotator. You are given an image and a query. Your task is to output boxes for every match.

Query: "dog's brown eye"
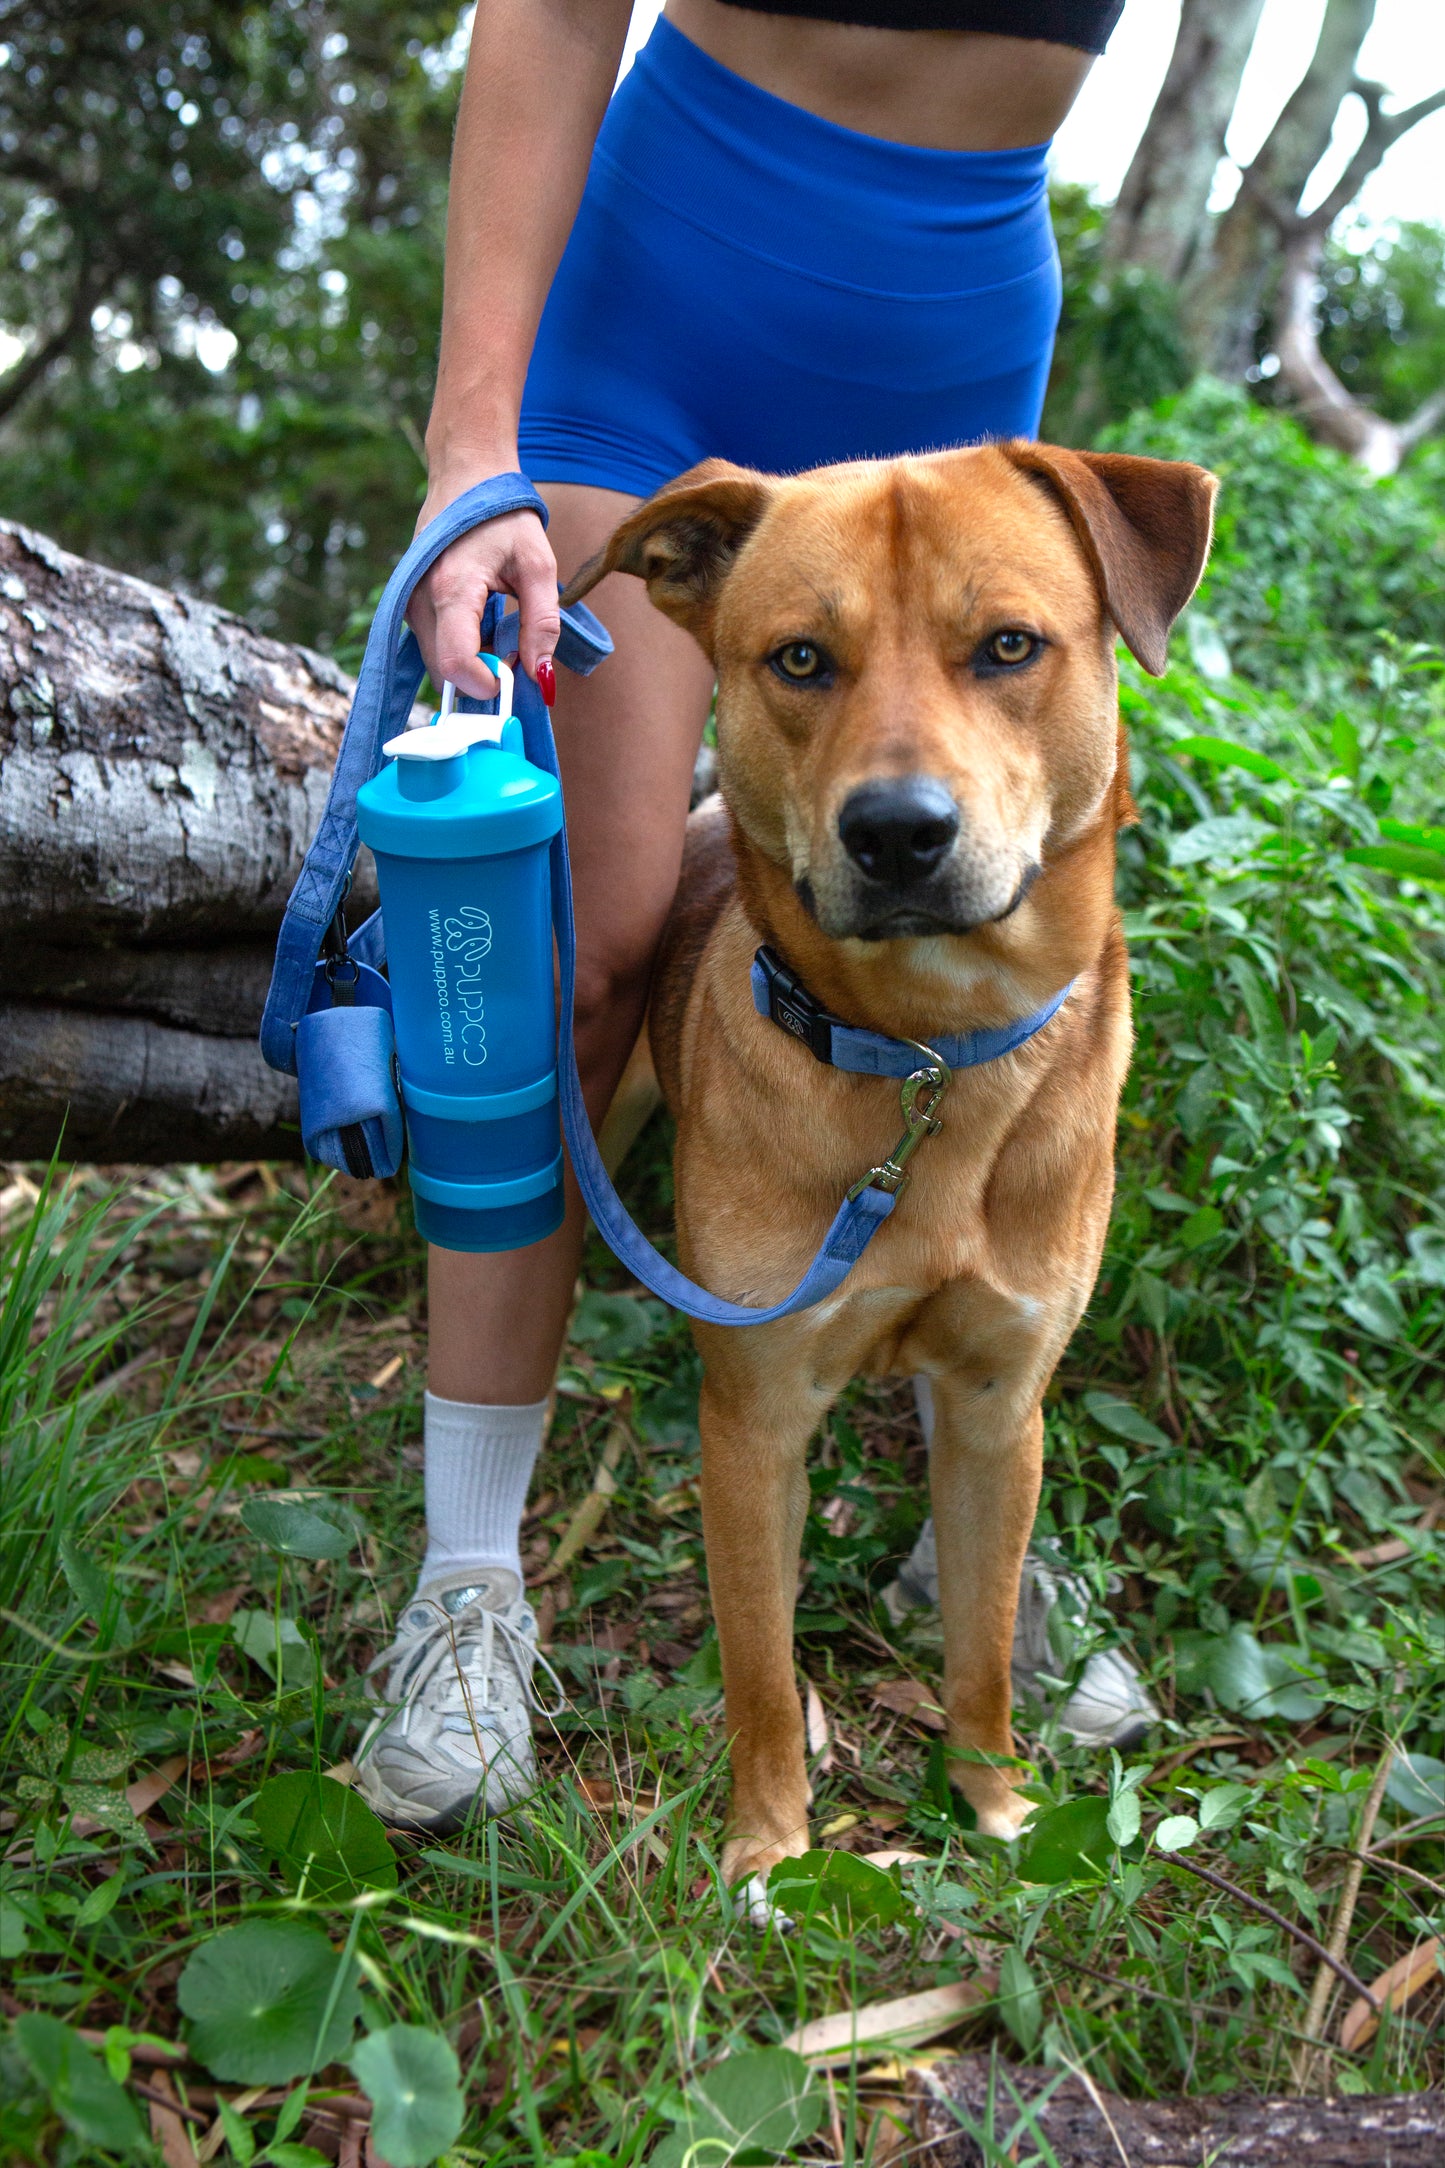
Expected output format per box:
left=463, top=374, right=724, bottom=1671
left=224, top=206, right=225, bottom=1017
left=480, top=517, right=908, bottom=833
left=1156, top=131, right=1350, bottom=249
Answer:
left=988, top=630, right=1037, bottom=666
left=771, top=641, right=826, bottom=682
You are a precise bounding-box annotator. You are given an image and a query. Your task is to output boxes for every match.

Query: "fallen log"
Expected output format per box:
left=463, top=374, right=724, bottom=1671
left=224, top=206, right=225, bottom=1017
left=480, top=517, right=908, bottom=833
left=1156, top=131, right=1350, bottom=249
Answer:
left=909, top=2055, right=1445, bottom=2166
left=0, top=517, right=375, bottom=1159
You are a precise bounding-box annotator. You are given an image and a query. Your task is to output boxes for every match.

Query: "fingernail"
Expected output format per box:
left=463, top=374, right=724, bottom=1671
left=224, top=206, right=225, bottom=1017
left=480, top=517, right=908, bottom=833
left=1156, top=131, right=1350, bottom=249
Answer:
left=537, top=656, right=556, bottom=707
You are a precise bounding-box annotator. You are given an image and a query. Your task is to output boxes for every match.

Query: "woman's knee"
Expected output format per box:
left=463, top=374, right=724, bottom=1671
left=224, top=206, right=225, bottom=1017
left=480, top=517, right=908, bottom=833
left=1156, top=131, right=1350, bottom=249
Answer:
left=573, top=938, right=656, bottom=1048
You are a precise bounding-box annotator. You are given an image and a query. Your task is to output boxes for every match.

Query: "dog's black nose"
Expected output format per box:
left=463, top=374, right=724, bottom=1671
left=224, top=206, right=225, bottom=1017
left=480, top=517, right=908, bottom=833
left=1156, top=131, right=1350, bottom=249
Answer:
left=837, top=777, right=960, bottom=887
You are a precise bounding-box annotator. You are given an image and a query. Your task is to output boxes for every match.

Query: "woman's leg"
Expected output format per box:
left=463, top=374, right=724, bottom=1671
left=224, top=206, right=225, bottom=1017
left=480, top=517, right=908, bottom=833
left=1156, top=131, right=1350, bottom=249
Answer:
left=426, top=481, right=717, bottom=1406
left=357, top=482, right=716, bottom=1830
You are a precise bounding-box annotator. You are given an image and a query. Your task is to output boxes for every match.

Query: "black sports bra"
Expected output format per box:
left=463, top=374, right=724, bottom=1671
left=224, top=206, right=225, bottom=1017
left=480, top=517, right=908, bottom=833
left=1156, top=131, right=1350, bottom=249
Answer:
left=713, top=0, right=1122, bottom=54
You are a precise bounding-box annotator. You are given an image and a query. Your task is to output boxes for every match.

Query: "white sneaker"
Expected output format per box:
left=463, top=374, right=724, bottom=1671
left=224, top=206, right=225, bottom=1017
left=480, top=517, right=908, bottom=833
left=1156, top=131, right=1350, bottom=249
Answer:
left=882, top=1527, right=1158, bottom=1752
left=354, top=1568, right=564, bottom=1831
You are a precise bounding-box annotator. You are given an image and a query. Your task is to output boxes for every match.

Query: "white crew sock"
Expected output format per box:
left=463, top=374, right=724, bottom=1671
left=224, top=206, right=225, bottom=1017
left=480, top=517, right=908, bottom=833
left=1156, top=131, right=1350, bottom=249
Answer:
left=913, top=1374, right=935, bottom=1449
left=417, top=1391, right=548, bottom=1589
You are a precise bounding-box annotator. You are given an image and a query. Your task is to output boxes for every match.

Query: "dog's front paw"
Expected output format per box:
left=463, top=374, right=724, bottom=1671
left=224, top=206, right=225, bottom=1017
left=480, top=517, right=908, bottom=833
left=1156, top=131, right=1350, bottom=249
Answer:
left=971, top=1789, right=1034, bottom=1841
left=721, top=1825, right=810, bottom=1891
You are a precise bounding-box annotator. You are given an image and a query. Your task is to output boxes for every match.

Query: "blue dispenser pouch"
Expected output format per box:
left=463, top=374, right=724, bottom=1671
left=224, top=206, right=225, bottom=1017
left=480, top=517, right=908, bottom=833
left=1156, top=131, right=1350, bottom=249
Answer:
left=296, top=956, right=404, bottom=1179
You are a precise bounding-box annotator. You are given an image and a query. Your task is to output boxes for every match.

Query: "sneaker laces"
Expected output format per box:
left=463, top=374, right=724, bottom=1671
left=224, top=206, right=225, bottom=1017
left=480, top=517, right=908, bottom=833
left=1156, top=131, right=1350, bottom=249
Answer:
left=365, top=1591, right=566, bottom=1736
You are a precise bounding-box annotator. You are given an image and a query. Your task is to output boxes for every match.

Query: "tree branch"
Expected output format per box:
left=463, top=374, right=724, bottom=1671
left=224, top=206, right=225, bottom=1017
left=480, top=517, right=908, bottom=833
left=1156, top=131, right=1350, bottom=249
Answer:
left=0, top=257, right=104, bottom=423
left=1304, top=79, right=1445, bottom=234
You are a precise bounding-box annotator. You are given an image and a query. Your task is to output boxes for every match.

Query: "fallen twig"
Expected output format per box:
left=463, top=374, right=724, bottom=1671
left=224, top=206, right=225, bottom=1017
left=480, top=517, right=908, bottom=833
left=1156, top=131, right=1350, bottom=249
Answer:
left=1294, top=1742, right=1394, bottom=2087
left=1166, top=1854, right=1380, bottom=2012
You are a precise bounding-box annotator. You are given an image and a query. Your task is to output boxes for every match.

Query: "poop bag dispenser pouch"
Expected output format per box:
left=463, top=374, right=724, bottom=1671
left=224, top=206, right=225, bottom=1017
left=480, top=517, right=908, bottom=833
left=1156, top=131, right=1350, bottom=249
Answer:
left=295, top=955, right=404, bottom=1179
left=355, top=662, right=565, bottom=1253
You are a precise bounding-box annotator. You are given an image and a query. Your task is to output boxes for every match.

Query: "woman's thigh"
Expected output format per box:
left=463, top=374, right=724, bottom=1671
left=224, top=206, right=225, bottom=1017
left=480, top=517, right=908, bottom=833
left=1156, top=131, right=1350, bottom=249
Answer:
left=542, top=482, right=717, bottom=1043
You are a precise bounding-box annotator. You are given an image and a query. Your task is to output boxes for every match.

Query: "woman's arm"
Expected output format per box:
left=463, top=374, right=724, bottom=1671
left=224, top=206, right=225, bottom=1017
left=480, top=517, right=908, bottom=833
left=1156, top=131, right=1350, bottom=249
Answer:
left=409, top=0, right=633, bottom=699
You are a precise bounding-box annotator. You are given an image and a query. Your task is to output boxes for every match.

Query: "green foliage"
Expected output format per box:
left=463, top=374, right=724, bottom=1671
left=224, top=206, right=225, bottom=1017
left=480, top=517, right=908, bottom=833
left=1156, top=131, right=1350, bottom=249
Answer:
left=178, top=1918, right=365, bottom=2082
left=252, top=1771, right=398, bottom=1899
left=351, top=2025, right=465, bottom=2166
left=1314, top=219, right=1445, bottom=429
left=0, top=1, right=459, bottom=652
left=1043, top=184, right=1194, bottom=445
left=11, top=2013, right=146, bottom=2153
left=651, top=2048, right=822, bottom=2168
left=1101, top=376, right=1445, bottom=685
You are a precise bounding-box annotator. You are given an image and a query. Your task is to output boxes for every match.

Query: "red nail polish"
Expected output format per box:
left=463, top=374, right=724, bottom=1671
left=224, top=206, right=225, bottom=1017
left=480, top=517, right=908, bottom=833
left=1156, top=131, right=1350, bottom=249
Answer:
left=537, top=656, right=556, bottom=707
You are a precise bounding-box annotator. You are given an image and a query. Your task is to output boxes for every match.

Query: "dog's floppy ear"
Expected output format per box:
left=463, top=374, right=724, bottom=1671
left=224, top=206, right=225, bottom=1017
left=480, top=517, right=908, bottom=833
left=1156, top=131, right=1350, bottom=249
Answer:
left=560, top=459, right=775, bottom=646
left=1000, top=443, right=1218, bottom=678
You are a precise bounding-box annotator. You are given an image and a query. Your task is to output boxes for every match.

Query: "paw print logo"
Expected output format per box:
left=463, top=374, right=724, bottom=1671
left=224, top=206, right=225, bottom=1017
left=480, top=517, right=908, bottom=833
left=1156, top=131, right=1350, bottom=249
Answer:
left=444, top=905, right=493, bottom=962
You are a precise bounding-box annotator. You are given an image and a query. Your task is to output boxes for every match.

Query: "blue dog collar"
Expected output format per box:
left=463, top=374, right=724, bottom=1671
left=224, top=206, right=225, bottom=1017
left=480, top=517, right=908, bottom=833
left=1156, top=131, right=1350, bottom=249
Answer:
left=751, top=944, right=1073, bottom=1079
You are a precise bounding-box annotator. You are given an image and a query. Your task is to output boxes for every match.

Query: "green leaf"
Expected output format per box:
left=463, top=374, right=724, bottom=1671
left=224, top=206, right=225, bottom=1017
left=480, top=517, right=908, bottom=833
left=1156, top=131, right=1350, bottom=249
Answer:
left=232, top=1610, right=315, bottom=1690
left=1206, top=1626, right=1325, bottom=1723
left=13, top=2013, right=145, bottom=2153
left=1344, top=843, right=1445, bottom=884
left=1329, top=711, right=1360, bottom=779
left=1198, top=1783, right=1253, bottom=1831
left=1170, top=734, right=1284, bottom=782
left=1106, top=1790, right=1141, bottom=1846
left=1378, top=816, right=1445, bottom=856
left=59, top=1538, right=133, bottom=1646
left=218, top=2097, right=257, bottom=2166
left=1385, top=1752, right=1445, bottom=1820
left=252, top=1773, right=398, bottom=1902
left=1154, top=1814, right=1199, bottom=1852
left=651, top=2047, right=821, bottom=2168
left=266, top=2147, right=332, bottom=2168
left=240, top=1495, right=355, bottom=1561
left=1166, top=811, right=1272, bottom=867
left=765, top=1849, right=906, bottom=1929
left=74, top=1873, right=126, bottom=1929
left=570, top=1289, right=665, bottom=1361
left=996, top=1948, right=1043, bottom=2054
left=1082, top=1393, right=1170, bottom=1448
left=1178, top=1205, right=1225, bottom=1251
left=62, top=1783, right=148, bottom=1846
left=570, top=1558, right=631, bottom=1610
left=1, top=1897, right=30, bottom=1957
left=351, top=2026, right=464, bottom=2167
left=178, top=1920, right=363, bottom=2084
left=1018, top=1796, right=1115, bottom=1884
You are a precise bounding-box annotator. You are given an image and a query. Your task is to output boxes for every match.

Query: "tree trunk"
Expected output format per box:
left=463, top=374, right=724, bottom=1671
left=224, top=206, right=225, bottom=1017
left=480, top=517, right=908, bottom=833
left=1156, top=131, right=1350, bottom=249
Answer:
left=1182, top=0, right=1377, bottom=376
left=1102, top=0, right=1267, bottom=286
left=0, top=517, right=377, bottom=1161
left=910, top=2056, right=1445, bottom=2166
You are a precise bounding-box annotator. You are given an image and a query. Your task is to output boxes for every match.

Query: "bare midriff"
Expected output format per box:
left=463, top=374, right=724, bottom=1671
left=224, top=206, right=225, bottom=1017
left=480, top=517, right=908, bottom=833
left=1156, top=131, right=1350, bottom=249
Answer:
left=665, top=0, right=1094, bottom=150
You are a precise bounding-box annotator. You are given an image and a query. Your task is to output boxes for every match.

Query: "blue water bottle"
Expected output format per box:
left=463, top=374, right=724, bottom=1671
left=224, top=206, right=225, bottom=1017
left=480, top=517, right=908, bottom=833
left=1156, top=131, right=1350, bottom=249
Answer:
left=355, top=659, right=565, bottom=1252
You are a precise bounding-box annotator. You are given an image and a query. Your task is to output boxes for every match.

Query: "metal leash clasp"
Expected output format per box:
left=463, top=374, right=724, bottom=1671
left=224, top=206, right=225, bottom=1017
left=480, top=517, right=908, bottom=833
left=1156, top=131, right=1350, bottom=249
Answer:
left=847, top=1041, right=951, bottom=1201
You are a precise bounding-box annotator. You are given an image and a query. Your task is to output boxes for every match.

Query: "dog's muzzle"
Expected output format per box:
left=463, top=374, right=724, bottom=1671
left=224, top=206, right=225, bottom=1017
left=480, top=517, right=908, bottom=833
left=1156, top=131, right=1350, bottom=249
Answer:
left=804, top=774, right=1033, bottom=940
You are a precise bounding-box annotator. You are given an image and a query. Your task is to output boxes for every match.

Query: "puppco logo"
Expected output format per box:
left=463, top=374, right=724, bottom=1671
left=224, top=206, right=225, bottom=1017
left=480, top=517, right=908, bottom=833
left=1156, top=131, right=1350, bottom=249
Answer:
left=444, top=906, right=493, bottom=962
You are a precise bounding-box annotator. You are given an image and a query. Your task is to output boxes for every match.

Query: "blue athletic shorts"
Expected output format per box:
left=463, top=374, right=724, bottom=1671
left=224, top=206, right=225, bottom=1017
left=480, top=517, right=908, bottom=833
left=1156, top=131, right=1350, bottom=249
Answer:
left=518, top=16, right=1062, bottom=497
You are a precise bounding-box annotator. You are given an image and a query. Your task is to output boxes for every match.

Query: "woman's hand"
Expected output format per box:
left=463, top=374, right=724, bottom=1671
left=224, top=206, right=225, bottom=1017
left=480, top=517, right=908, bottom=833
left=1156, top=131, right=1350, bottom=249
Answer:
left=406, top=485, right=561, bottom=703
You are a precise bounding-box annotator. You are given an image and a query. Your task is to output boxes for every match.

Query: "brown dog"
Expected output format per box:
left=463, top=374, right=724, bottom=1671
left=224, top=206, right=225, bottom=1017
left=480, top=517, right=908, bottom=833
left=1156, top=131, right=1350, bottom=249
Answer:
left=564, top=442, right=1215, bottom=1886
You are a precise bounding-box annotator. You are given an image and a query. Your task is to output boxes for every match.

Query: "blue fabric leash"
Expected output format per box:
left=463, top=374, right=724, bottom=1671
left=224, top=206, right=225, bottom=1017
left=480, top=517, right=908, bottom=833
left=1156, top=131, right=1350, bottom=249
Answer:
left=262, top=480, right=1072, bottom=1326
left=259, top=473, right=611, bottom=1078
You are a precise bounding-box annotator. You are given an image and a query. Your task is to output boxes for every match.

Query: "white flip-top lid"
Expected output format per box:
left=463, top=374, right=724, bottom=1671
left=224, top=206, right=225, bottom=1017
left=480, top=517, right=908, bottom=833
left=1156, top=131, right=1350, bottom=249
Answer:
left=382, top=658, right=514, bottom=761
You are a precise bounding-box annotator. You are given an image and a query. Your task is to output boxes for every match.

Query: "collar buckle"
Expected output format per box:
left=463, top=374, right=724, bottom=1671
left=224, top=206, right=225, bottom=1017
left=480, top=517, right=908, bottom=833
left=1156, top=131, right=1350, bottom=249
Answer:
left=756, top=943, right=839, bottom=1064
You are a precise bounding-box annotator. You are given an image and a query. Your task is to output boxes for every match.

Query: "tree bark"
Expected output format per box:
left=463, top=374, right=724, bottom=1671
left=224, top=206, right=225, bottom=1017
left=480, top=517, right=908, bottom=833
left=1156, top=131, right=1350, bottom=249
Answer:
left=1182, top=0, right=1377, bottom=376
left=0, top=517, right=380, bottom=1161
left=1102, top=0, right=1267, bottom=286
left=910, top=2056, right=1445, bottom=2166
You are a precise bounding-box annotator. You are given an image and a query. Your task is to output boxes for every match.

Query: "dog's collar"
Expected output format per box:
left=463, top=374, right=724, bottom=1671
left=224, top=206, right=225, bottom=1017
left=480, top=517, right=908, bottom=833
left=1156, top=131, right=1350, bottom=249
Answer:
left=751, top=944, right=1074, bottom=1078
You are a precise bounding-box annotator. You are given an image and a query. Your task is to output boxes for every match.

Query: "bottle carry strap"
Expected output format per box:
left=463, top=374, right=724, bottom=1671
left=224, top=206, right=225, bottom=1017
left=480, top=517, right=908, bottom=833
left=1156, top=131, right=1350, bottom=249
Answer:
left=262, top=476, right=899, bottom=1324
